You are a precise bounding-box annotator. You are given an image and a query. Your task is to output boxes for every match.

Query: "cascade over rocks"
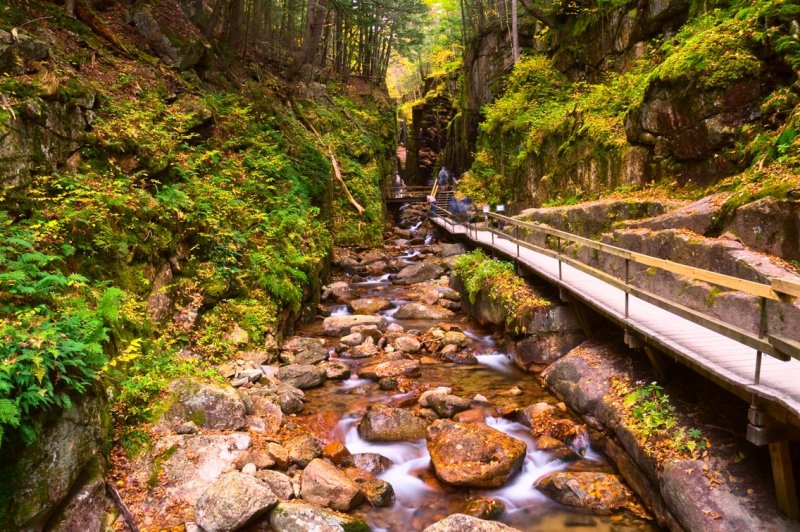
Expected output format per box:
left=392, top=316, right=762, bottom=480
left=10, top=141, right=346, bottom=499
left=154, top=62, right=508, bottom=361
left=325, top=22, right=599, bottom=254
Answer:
left=426, top=420, right=526, bottom=488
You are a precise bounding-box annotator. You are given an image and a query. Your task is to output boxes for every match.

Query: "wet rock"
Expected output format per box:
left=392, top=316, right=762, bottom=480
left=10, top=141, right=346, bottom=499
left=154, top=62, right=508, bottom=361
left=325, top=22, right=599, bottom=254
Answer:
left=252, top=383, right=305, bottom=415
left=164, top=380, right=246, bottom=430
left=349, top=297, right=392, bottom=315
left=395, top=335, right=422, bottom=353
left=343, top=467, right=395, bottom=507
left=442, top=350, right=478, bottom=365
left=321, top=360, right=351, bottom=380
left=464, top=497, right=505, bottom=520
left=241, top=463, right=257, bottom=474
left=349, top=336, right=380, bottom=358
left=535, top=472, right=638, bottom=514
left=269, top=501, right=369, bottom=531
left=395, top=263, right=446, bottom=284
left=238, top=368, right=264, bottom=382
left=294, top=346, right=329, bottom=365
left=426, top=420, right=526, bottom=488
left=286, top=435, right=323, bottom=467
left=340, top=332, right=365, bottom=346
left=266, top=442, right=290, bottom=470
left=443, top=331, right=469, bottom=347
left=300, top=459, right=365, bottom=511
left=347, top=453, right=393, bottom=473
left=277, top=364, right=326, bottom=389
left=237, top=450, right=275, bottom=471
left=521, top=402, right=556, bottom=428
left=322, top=281, right=357, bottom=303
left=323, top=441, right=351, bottom=465
left=378, top=376, right=413, bottom=391
left=535, top=435, right=564, bottom=450
left=438, top=299, right=462, bottom=311
left=424, top=288, right=441, bottom=305
left=423, top=513, right=520, bottom=531
left=387, top=322, right=405, bottom=333
left=195, top=472, right=278, bottom=532
left=394, top=302, right=454, bottom=320
left=358, top=359, right=421, bottom=380
left=418, top=387, right=452, bottom=407
left=441, top=243, right=467, bottom=257
left=323, top=315, right=387, bottom=336
left=428, top=394, right=472, bottom=418
left=453, top=408, right=487, bottom=424
left=437, top=286, right=461, bottom=301
left=351, top=324, right=383, bottom=341
left=360, top=249, right=388, bottom=265
left=358, top=406, right=430, bottom=441
left=254, top=470, right=294, bottom=499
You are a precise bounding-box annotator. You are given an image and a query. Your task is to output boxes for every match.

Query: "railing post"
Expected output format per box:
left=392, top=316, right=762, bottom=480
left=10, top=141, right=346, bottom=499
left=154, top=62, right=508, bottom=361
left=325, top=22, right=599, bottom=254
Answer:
left=557, top=236, right=562, bottom=280
left=625, top=258, right=630, bottom=319
left=515, top=224, right=520, bottom=258
left=754, top=296, right=768, bottom=385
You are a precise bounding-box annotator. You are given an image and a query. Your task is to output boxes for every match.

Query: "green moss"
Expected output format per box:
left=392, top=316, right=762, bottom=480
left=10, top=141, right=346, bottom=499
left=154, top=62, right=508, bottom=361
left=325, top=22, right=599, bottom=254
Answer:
left=147, top=444, right=178, bottom=487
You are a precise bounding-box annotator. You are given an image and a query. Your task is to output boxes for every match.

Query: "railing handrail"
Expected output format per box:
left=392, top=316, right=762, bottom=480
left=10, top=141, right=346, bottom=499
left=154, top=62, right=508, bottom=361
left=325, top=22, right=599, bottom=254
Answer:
left=486, top=212, right=800, bottom=302
left=430, top=208, right=800, bottom=362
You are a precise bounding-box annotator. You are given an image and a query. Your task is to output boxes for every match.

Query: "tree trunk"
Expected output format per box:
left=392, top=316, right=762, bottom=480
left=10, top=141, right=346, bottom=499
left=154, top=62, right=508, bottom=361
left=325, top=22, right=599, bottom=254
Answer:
left=511, top=0, right=519, bottom=61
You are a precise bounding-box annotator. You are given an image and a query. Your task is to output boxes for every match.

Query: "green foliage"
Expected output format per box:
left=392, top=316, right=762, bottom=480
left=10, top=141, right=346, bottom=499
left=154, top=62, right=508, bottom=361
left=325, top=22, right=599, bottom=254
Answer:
left=453, top=250, right=548, bottom=332
left=617, top=380, right=707, bottom=458
left=0, top=212, right=122, bottom=447
left=650, top=13, right=760, bottom=90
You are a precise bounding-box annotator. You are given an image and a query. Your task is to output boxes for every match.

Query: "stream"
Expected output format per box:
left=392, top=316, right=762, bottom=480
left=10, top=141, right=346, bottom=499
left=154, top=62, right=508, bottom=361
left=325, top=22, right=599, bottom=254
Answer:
left=291, top=225, right=657, bottom=531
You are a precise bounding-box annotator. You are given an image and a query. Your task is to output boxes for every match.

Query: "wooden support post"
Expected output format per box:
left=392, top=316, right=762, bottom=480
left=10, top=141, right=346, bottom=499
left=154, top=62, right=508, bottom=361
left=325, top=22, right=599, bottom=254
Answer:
left=643, top=345, right=670, bottom=381
left=769, top=440, right=799, bottom=519
left=624, top=329, right=643, bottom=349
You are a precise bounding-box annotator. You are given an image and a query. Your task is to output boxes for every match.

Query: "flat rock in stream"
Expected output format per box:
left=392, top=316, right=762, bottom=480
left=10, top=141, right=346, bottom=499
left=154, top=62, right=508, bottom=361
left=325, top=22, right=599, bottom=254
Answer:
left=276, top=364, right=326, bottom=389
left=358, top=406, right=430, bottom=441
left=423, top=514, right=520, bottom=531
left=300, top=459, right=365, bottom=511
left=358, top=359, right=420, bottom=380
left=195, top=472, right=278, bottom=532
left=394, top=262, right=446, bottom=285
left=394, top=302, right=454, bottom=320
left=349, top=297, right=392, bottom=314
left=427, top=420, right=526, bottom=488
left=269, top=501, right=370, bottom=532
left=323, top=315, right=387, bottom=336
left=535, top=472, right=640, bottom=515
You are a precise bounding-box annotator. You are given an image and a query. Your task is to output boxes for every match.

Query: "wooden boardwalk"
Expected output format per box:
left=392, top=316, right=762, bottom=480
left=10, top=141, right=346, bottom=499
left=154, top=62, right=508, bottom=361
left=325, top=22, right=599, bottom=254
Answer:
left=431, top=216, right=800, bottom=428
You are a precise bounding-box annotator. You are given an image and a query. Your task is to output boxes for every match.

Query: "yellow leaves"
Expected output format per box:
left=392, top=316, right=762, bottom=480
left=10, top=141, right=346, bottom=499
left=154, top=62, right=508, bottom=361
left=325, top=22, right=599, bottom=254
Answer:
left=703, top=509, right=722, bottom=520
left=104, top=338, right=143, bottom=371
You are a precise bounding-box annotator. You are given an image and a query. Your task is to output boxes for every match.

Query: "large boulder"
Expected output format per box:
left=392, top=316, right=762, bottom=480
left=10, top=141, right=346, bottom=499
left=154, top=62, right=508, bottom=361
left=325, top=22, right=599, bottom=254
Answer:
left=0, top=394, right=109, bottom=529
left=251, top=383, right=305, bottom=415
left=395, top=262, right=446, bottom=285
left=394, top=302, right=454, bottom=320
left=195, top=472, right=278, bottom=531
left=277, top=365, right=326, bottom=389
left=323, top=315, right=387, bottom=336
left=358, top=406, right=430, bottom=441
left=358, top=359, right=421, bottom=380
left=423, top=514, right=520, bottom=531
left=300, top=459, right=364, bottom=511
left=426, top=420, right=526, bottom=488
left=269, top=501, right=370, bottom=531
left=0, top=29, right=49, bottom=75
left=349, top=297, right=392, bottom=315
left=163, top=380, right=247, bottom=430
left=253, top=470, right=294, bottom=500
left=535, top=472, right=639, bottom=515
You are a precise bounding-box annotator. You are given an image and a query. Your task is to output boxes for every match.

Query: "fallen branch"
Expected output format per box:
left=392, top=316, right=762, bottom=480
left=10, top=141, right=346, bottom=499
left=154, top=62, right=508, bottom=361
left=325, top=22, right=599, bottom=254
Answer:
left=49, top=0, right=134, bottom=58
left=290, top=99, right=365, bottom=216
left=105, top=480, right=139, bottom=532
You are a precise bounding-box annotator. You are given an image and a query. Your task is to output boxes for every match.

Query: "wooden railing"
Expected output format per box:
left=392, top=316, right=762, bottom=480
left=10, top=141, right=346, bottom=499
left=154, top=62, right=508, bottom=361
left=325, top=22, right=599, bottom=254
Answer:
left=384, top=185, right=431, bottom=199
left=432, top=208, right=800, bottom=373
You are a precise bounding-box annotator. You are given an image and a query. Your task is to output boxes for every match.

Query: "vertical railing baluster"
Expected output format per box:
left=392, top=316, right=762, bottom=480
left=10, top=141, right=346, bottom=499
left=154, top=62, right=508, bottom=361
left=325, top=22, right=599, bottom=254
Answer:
left=754, top=297, right=768, bottom=384
left=557, top=236, right=562, bottom=280
left=625, top=258, right=630, bottom=319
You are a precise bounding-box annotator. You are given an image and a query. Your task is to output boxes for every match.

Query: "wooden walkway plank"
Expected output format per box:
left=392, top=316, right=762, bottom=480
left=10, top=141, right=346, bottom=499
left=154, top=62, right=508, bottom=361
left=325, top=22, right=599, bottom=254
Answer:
left=432, top=217, right=800, bottom=424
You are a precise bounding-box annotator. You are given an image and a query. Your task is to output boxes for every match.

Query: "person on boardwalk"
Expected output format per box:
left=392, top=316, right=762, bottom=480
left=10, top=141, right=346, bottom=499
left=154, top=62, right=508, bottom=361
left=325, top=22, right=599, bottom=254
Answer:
left=438, top=166, right=450, bottom=191
left=393, top=173, right=406, bottom=197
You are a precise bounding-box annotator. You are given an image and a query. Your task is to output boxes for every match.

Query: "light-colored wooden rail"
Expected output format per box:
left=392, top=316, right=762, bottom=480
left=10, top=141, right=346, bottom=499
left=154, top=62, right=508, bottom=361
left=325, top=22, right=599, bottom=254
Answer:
left=433, top=208, right=800, bottom=366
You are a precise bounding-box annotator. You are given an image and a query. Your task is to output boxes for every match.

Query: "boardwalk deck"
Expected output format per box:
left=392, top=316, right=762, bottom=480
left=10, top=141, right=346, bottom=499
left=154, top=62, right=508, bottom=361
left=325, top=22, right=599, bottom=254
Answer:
left=432, top=216, right=800, bottom=427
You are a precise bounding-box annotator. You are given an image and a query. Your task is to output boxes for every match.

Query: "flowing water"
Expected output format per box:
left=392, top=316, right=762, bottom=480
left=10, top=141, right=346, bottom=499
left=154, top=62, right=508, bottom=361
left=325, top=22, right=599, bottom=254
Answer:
left=294, top=238, right=657, bottom=531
